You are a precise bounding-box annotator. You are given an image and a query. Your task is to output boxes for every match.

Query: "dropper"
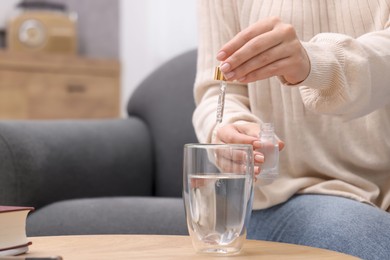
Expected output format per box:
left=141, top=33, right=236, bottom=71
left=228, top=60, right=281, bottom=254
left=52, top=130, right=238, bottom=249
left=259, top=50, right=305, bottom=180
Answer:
left=214, top=66, right=227, bottom=123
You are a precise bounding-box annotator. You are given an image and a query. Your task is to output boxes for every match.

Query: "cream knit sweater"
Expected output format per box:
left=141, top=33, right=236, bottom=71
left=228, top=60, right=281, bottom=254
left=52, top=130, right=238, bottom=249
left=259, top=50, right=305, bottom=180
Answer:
left=193, top=0, right=390, bottom=211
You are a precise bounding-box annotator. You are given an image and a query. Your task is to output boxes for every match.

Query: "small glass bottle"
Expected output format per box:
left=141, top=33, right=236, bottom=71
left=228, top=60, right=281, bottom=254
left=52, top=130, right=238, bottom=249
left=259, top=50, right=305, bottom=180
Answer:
left=257, top=123, right=279, bottom=181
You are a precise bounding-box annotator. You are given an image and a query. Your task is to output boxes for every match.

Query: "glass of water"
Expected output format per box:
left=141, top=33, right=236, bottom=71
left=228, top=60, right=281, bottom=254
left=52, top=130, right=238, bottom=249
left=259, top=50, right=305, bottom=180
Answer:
left=183, top=143, right=254, bottom=255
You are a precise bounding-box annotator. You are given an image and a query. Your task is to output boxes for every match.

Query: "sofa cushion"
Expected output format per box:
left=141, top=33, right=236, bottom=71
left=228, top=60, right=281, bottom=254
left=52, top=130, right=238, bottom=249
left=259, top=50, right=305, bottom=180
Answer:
left=27, top=197, right=188, bottom=236
left=0, top=118, right=153, bottom=209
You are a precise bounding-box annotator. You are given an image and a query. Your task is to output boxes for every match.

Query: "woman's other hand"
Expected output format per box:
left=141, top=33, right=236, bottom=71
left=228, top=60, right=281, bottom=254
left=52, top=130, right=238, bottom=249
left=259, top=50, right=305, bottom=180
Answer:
left=214, top=123, right=285, bottom=176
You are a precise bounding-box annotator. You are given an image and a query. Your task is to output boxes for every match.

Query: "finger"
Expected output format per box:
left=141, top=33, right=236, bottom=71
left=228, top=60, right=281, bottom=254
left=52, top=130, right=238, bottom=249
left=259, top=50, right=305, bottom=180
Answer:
left=217, top=17, right=280, bottom=61
left=254, top=139, right=285, bottom=152
left=237, top=56, right=293, bottom=83
left=220, top=30, right=284, bottom=80
left=227, top=41, right=288, bottom=81
left=215, top=152, right=248, bottom=174
left=254, top=152, right=264, bottom=164
left=238, top=43, right=308, bottom=84
left=215, top=147, right=250, bottom=164
left=254, top=166, right=260, bottom=176
left=191, top=177, right=205, bottom=188
left=278, top=140, right=285, bottom=151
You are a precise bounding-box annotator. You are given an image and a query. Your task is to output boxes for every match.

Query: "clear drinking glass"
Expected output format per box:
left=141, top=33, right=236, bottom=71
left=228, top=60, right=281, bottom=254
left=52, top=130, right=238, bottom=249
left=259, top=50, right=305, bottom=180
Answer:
left=183, top=143, right=254, bottom=255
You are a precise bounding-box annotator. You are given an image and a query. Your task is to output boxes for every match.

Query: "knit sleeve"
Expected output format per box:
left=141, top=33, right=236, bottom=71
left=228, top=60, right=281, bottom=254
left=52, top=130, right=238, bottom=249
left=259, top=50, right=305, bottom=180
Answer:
left=193, top=0, right=260, bottom=143
left=290, top=25, right=390, bottom=120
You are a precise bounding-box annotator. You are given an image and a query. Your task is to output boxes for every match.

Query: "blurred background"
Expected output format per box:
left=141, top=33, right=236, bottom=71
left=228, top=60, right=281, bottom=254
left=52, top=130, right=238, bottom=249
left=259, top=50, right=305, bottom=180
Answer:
left=0, top=0, right=197, bottom=117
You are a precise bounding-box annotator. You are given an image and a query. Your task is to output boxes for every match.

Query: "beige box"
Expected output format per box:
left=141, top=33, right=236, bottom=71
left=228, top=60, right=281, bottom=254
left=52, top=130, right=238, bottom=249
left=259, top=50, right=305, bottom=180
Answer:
left=7, top=10, right=77, bottom=54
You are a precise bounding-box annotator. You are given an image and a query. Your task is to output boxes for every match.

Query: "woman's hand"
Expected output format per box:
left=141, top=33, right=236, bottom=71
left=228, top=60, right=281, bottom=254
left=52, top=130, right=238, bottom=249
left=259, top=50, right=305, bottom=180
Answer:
left=217, top=16, right=310, bottom=85
left=214, top=123, right=285, bottom=176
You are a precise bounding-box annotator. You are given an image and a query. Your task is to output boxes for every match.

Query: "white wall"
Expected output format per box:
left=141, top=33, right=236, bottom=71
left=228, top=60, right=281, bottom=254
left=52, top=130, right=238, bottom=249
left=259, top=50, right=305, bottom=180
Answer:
left=0, top=0, right=20, bottom=29
left=120, top=0, right=198, bottom=116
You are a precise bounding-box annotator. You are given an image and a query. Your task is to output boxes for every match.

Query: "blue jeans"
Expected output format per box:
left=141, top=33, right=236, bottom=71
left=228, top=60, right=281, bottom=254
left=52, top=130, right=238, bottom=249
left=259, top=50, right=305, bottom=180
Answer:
left=248, top=194, right=390, bottom=260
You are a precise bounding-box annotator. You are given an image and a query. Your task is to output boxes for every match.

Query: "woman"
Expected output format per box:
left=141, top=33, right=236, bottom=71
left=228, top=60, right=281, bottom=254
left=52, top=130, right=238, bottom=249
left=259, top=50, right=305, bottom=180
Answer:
left=193, top=1, right=390, bottom=259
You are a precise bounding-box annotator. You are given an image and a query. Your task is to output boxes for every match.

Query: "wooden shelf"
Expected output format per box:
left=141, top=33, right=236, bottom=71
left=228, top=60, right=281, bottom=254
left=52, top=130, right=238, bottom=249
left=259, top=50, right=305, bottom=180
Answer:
left=0, top=50, right=120, bottom=119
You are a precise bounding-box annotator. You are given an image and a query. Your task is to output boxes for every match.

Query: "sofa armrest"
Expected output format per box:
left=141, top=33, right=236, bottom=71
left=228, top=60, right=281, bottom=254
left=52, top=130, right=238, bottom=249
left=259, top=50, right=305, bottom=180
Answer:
left=0, top=118, right=153, bottom=209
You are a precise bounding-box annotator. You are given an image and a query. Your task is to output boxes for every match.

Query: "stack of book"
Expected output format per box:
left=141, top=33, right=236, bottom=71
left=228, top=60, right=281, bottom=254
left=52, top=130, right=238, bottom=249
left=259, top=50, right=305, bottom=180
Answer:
left=0, top=206, right=34, bottom=256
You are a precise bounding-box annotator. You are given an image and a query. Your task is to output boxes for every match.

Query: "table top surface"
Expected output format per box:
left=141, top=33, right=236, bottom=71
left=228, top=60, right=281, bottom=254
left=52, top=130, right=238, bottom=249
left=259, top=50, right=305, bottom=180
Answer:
left=23, top=235, right=359, bottom=260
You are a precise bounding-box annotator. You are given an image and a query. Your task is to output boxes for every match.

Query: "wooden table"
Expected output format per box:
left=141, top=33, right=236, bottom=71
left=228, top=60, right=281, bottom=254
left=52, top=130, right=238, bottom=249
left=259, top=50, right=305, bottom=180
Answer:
left=23, top=235, right=359, bottom=260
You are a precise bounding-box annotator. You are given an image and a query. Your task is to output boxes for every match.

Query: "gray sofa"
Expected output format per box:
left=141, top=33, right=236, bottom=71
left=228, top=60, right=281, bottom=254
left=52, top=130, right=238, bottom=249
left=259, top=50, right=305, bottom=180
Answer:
left=0, top=49, right=198, bottom=236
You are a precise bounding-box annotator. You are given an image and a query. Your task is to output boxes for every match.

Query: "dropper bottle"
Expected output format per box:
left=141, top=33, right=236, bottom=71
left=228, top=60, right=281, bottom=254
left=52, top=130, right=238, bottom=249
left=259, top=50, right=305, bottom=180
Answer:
left=214, top=66, right=227, bottom=123
left=257, top=123, right=279, bottom=181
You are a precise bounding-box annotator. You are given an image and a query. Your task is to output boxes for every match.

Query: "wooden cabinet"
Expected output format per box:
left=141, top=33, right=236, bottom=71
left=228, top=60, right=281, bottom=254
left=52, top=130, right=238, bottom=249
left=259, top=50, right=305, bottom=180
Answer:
left=0, top=51, right=120, bottom=119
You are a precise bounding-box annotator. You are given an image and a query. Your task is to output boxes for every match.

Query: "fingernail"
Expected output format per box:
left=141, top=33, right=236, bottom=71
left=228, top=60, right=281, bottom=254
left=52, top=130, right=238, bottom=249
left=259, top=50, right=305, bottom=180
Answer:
left=255, top=154, right=264, bottom=162
left=252, top=141, right=261, bottom=148
left=220, top=62, right=231, bottom=72
left=253, top=141, right=262, bottom=148
left=217, top=51, right=227, bottom=60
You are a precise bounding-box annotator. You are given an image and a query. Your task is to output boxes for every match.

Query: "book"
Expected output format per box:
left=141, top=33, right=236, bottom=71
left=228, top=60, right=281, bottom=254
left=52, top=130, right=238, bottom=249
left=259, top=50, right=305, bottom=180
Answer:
left=0, top=206, right=34, bottom=257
